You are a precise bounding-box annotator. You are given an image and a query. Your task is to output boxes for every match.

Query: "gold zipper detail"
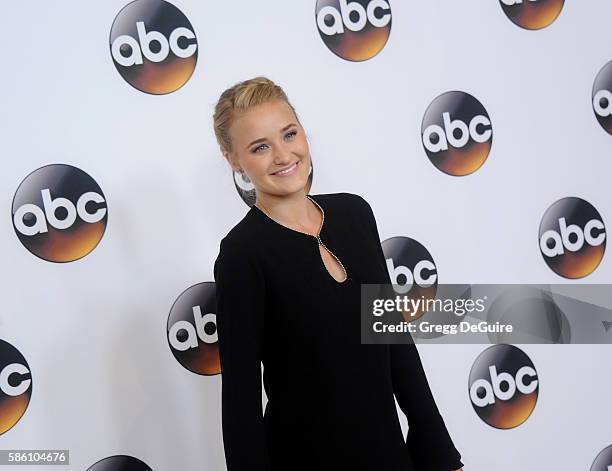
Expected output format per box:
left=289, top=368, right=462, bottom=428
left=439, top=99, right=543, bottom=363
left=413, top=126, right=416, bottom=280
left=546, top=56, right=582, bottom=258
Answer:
left=308, top=196, right=348, bottom=283
left=255, top=195, right=348, bottom=282
left=317, top=236, right=348, bottom=282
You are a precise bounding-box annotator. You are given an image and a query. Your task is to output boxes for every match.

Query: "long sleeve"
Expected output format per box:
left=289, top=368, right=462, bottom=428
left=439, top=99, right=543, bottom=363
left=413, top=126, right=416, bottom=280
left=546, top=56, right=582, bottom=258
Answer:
left=214, top=236, right=271, bottom=471
left=355, top=194, right=464, bottom=470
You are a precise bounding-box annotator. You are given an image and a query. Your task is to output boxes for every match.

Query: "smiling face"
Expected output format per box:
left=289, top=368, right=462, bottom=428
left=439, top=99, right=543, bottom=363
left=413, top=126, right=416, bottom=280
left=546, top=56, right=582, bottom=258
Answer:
left=223, top=99, right=311, bottom=198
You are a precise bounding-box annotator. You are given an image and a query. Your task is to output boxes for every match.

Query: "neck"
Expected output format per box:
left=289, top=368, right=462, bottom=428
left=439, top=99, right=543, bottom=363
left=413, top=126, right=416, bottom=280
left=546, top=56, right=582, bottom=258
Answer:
left=255, top=191, right=319, bottom=228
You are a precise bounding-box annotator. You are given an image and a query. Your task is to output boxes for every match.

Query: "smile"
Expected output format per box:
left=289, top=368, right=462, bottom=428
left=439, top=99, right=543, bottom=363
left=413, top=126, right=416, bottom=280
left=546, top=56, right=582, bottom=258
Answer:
left=271, top=161, right=299, bottom=177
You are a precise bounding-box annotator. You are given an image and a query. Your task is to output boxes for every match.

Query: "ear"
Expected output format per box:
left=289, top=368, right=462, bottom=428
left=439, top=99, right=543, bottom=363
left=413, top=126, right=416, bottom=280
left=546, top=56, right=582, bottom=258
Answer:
left=222, top=149, right=240, bottom=172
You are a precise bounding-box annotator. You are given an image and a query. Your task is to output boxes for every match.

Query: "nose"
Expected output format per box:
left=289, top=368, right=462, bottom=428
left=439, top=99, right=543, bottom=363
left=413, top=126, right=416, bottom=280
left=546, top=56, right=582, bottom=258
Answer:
left=272, top=144, right=293, bottom=165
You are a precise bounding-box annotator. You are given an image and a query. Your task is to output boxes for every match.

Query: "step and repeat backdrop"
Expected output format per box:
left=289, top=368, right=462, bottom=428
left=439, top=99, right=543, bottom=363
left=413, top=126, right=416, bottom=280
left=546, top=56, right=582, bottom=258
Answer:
left=1, top=0, right=611, bottom=470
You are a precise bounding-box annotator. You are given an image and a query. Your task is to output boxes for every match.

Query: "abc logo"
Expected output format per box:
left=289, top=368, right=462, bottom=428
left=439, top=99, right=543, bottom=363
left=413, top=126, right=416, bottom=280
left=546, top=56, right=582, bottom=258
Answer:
left=315, top=0, right=392, bottom=62
left=421, top=91, right=492, bottom=176
left=591, top=445, right=612, bottom=471
left=592, top=60, right=612, bottom=135
left=167, top=282, right=220, bottom=375
left=499, top=0, right=564, bottom=30
left=235, top=162, right=314, bottom=207
left=539, top=197, right=606, bottom=279
left=0, top=340, right=32, bottom=436
left=87, top=455, right=152, bottom=471
left=110, top=0, right=198, bottom=94
left=12, top=164, right=108, bottom=263
left=381, top=237, right=437, bottom=321
left=469, top=344, right=538, bottom=429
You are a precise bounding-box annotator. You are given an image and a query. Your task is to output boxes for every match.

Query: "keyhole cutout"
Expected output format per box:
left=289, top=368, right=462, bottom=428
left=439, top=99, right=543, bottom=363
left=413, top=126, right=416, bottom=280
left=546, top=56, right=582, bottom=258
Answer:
left=318, top=243, right=347, bottom=283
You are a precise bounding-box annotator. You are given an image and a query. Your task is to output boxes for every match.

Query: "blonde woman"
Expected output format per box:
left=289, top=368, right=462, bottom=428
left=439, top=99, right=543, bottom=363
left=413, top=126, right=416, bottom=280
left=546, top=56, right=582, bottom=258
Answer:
left=213, top=76, right=464, bottom=471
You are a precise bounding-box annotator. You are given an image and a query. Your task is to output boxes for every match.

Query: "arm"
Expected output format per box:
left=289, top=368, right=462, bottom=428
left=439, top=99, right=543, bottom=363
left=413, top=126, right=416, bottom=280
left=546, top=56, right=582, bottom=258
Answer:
left=390, top=344, right=464, bottom=470
left=214, top=236, right=271, bottom=471
left=355, top=193, right=464, bottom=470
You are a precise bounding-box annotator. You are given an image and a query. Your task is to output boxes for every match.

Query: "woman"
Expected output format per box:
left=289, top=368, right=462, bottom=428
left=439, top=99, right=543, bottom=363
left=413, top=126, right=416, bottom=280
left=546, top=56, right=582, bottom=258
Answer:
left=212, top=76, right=464, bottom=471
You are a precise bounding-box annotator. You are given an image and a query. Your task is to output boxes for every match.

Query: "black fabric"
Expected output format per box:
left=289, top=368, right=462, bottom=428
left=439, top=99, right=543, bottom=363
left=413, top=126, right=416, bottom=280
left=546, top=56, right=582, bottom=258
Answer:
left=213, top=192, right=463, bottom=471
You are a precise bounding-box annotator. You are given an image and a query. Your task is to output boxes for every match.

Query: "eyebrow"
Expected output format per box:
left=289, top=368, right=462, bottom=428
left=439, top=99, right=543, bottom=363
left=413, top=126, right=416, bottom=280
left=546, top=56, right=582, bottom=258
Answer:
left=246, top=123, right=297, bottom=150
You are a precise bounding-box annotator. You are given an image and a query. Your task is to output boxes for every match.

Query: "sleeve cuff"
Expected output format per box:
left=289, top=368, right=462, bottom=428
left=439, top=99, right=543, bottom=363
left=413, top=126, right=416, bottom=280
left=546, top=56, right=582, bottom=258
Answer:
left=405, top=424, right=464, bottom=470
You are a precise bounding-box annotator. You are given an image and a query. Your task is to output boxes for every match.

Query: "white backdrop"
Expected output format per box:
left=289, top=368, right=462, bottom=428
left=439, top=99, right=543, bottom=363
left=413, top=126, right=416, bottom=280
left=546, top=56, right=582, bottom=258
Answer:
left=1, top=1, right=611, bottom=469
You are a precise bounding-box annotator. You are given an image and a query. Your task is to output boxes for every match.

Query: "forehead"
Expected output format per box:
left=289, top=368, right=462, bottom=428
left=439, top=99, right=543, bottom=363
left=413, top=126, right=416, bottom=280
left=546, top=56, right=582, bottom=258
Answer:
left=230, top=100, right=295, bottom=141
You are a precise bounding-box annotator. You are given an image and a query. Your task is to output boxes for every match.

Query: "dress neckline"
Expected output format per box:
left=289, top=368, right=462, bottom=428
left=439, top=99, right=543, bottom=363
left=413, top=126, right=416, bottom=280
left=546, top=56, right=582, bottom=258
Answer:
left=250, top=193, right=350, bottom=284
left=250, top=194, right=325, bottom=241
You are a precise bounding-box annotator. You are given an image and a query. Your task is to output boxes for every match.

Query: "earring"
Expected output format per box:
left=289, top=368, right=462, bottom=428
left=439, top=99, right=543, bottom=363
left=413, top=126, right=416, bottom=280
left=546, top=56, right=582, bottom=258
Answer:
left=238, top=169, right=251, bottom=183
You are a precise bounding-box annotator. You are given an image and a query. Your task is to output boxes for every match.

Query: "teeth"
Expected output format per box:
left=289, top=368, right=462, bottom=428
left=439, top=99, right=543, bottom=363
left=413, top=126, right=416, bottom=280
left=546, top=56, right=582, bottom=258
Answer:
left=274, top=162, right=297, bottom=175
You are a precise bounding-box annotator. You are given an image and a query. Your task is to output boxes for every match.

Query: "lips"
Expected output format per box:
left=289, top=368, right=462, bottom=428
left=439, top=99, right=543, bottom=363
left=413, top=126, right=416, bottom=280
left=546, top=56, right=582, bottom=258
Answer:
left=271, top=161, right=299, bottom=176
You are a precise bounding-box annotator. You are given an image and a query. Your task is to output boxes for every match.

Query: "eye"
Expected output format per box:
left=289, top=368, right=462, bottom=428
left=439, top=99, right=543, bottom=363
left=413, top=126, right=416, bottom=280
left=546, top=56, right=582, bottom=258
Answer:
left=251, top=130, right=297, bottom=154
left=252, top=143, right=268, bottom=154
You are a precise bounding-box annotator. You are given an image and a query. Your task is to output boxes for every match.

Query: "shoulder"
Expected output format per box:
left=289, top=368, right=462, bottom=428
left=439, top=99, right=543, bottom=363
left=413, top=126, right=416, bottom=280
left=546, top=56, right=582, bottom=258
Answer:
left=214, top=232, right=264, bottom=286
left=222, top=206, right=258, bottom=242
left=313, top=191, right=373, bottom=215
left=214, top=211, right=261, bottom=279
left=314, top=192, right=380, bottom=241
left=216, top=202, right=267, bottom=254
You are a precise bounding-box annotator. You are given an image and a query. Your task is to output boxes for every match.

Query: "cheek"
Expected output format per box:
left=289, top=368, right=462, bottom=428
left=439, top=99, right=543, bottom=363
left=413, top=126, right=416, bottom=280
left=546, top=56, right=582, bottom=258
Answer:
left=250, top=158, right=270, bottom=174
left=240, top=153, right=267, bottom=175
left=293, top=136, right=310, bottom=155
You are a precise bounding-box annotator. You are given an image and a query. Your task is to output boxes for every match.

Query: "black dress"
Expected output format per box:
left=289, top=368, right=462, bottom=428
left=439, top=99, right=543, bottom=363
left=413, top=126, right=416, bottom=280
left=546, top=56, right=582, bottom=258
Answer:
left=213, top=192, right=463, bottom=471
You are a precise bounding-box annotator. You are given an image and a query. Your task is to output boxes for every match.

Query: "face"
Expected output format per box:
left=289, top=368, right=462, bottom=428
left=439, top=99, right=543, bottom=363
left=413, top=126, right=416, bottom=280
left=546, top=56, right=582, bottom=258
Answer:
left=223, top=99, right=311, bottom=198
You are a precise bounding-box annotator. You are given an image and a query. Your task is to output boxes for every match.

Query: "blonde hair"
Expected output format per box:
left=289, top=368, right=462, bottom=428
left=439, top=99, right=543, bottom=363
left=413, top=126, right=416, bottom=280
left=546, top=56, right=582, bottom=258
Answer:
left=213, top=76, right=299, bottom=154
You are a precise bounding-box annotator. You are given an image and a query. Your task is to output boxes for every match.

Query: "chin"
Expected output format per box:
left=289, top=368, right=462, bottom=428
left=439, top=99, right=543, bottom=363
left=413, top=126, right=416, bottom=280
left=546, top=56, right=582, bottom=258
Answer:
left=282, top=178, right=309, bottom=193
left=262, top=177, right=307, bottom=196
